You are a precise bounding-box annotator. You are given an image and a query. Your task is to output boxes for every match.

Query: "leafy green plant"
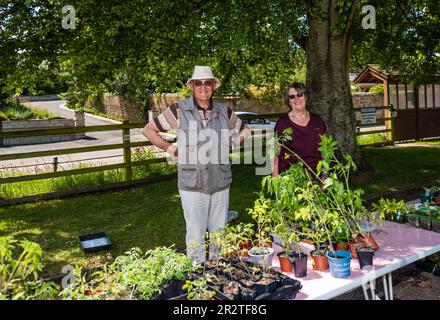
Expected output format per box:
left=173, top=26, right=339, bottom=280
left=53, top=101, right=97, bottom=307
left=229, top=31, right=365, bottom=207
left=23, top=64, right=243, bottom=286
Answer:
left=0, top=236, right=59, bottom=300
left=182, top=274, right=216, bottom=300
left=368, top=84, right=384, bottom=95
left=372, top=198, right=410, bottom=221
left=247, top=195, right=274, bottom=248
left=265, top=133, right=370, bottom=257
left=0, top=99, right=57, bottom=120
left=61, top=246, right=194, bottom=300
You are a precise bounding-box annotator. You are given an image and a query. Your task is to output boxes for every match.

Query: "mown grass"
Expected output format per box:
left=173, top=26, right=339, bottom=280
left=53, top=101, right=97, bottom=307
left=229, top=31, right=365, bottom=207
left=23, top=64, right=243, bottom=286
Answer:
left=0, top=146, right=439, bottom=277
left=353, top=146, right=440, bottom=196
left=0, top=100, right=57, bottom=120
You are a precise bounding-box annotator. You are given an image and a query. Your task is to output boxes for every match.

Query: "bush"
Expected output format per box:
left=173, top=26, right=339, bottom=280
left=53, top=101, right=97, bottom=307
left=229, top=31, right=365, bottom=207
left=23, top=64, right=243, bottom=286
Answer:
left=0, top=99, right=57, bottom=120
left=369, top=84, right=384, bottom=95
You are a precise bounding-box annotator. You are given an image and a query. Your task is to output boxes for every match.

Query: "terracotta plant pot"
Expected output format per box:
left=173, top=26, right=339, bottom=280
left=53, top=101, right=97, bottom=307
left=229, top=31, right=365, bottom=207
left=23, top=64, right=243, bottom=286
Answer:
left=261, top=241, right=273, bottom=248
left=360, top=232, right=379, bottom=251
left=348, top=241, right=367, bottom=259
left=277, top=252, right=293, bottom=272
left=310, top=250, right=329, bottom=271
left=336, top=242, right=349, bottom=251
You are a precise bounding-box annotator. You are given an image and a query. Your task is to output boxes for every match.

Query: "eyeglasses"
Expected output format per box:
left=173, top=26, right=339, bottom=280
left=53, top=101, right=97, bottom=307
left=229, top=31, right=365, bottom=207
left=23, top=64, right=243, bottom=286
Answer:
left=288, top=93, right=305, bottom=100
left=194, top=80, right=213, bottom=87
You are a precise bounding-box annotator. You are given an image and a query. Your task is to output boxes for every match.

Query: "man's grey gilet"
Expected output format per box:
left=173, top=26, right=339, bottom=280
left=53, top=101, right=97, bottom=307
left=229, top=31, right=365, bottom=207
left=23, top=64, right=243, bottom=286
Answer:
left=177, top=97, right=232, bottom=194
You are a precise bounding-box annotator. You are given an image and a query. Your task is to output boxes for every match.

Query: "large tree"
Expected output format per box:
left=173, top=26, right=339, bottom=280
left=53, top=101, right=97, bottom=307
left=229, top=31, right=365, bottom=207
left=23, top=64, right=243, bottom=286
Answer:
left=1, top=0, right=439, bottom=166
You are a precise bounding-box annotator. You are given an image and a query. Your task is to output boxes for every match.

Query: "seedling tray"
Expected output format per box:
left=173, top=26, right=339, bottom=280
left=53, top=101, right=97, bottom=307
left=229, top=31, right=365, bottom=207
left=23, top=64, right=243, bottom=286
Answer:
left=79, top=232, right=111, bottom=253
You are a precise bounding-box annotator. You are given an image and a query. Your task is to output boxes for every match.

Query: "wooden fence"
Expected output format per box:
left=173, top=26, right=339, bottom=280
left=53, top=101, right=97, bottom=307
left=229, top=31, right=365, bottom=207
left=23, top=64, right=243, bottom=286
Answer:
left=0, top=109, right=394, bottom=205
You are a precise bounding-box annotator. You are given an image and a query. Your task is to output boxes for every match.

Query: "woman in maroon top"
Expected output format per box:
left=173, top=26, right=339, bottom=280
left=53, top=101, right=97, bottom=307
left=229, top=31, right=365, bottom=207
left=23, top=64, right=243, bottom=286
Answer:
left=273, top=82, right=326, bottom=177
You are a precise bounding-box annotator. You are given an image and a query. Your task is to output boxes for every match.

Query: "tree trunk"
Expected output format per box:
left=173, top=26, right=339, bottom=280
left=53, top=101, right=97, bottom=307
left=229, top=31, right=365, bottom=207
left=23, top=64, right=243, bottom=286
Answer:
left=305, top=2, right=364, bottom=168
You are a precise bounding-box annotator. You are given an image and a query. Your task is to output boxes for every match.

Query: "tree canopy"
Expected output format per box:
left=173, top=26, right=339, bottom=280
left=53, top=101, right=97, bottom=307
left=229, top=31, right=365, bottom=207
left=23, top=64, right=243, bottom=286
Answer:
left=1, top=0, right=439, bottom=163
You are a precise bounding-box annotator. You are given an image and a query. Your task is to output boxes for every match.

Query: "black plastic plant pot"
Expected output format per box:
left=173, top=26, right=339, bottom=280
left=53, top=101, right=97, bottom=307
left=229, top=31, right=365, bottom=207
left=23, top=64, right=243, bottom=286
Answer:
left=78, top=232, right=111, bottom=253
left=253, top=279, right=279, bottom=296
left=356, top=246, right=375, bottom=270
left=394, top=211, right=407, bottom=223
left=408, top=215, right=421, bottom=228
left=432, top=220, right=440, bottom=233
left=419, top=217, right=433, bottom=231
left=290, top=253, right=308, bottom=278
left=152, top=279, right=187, bottom=300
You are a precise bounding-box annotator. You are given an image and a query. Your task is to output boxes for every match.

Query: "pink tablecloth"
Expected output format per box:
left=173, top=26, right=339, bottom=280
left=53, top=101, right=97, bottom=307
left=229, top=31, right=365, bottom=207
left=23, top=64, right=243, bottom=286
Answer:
left=271, top=221, right=440, bottom=300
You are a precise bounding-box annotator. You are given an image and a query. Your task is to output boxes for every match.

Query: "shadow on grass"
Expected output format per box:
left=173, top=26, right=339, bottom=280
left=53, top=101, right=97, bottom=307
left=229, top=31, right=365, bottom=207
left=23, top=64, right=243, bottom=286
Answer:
left=0, top=165, right=263, bottom=276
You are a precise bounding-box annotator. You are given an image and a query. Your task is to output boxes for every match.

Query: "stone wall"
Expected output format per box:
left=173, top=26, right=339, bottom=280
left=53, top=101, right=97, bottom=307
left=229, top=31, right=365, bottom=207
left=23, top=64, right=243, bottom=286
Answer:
left=352, top=93, right=385, bottom=121
left=99, top=92, right=385, bottom=121
left=98, top=93, right=146, bottom=123
left=0, top=111, right=85, bottom=146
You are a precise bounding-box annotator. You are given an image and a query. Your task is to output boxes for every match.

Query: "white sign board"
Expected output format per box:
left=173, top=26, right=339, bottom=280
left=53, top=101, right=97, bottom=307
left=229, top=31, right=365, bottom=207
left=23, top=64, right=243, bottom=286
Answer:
left=360, top=107, right=377, bottom=125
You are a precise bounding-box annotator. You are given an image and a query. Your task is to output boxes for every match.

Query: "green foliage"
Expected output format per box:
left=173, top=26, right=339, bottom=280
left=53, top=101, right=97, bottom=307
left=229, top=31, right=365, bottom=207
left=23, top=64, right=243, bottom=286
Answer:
left=351, top=0, right=440, bottom=84
left=209, top=223, right=255, bottom=260
left=368, top=84, right=384, bottom=95
left=247, top=196, right=274, bottom=248
left=260, top=134, right=374, bottom=255
left=183, top=274, right=216, bottom=300
left=0, top=99, right=57, bottom=120
left=0, top=236, right=59, bottom=300
left=61, top=246, right=193, bottom=300
left=372, top=198, right=410, bottom=220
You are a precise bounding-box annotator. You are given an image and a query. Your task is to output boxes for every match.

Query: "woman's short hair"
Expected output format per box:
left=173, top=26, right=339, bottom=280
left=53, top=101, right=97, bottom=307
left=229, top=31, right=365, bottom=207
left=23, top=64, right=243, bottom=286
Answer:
left=284, top=82, right=309, bottom=107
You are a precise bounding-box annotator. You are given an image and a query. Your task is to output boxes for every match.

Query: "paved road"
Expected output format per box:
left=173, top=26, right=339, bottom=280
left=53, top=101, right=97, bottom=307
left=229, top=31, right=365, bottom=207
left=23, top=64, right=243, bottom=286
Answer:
left=0, top=100, right=161, bottom=173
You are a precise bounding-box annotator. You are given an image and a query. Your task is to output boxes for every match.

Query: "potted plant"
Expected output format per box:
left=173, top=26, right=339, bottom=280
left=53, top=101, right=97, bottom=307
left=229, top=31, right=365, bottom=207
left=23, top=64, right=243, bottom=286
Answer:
left=421, top=186, right=433, bottom=204
left=305, top=221, right=330, bottom=271
left=247, top=196, right=274, bottom=269
left=235, top=223, right=255, bottom=257
left=373, top=198, right=409, bottom=223
left=356, top=246, right=375, bottom=270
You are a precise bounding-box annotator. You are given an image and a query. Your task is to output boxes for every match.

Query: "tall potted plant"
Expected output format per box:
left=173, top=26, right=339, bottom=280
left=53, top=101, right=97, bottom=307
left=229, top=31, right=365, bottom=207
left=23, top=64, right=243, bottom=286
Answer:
left=247, top=196, right=274, bottom=269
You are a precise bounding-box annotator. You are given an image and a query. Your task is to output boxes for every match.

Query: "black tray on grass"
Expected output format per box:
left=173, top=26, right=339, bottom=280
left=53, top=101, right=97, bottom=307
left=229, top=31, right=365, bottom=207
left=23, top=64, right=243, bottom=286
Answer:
left=79, top=232, right=111, bottom=253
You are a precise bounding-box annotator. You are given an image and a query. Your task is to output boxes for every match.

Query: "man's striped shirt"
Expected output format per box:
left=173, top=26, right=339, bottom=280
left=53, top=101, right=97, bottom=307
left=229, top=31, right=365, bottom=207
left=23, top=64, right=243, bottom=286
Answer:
left=151, top=98, right=251, bottom=138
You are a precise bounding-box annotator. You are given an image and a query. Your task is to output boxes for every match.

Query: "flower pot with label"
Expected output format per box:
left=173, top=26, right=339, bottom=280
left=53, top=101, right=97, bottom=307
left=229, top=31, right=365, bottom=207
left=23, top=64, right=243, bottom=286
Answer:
left=326, top=250, right=351, bottom=278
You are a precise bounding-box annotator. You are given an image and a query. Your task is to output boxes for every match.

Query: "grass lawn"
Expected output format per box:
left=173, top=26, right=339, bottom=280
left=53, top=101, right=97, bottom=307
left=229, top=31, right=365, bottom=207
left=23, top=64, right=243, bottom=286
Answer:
left=1, top=146, right=439, bottom=277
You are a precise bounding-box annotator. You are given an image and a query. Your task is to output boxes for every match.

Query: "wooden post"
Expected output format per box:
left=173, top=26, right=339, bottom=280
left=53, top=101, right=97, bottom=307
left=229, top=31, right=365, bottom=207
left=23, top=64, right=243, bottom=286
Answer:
left=389, top=105, right=395, bottom=145
left=0, top=120, right=3, bottom=146
left=53, top=157, right=58, bottom=172
left=122, top=120, right=133, bottom=181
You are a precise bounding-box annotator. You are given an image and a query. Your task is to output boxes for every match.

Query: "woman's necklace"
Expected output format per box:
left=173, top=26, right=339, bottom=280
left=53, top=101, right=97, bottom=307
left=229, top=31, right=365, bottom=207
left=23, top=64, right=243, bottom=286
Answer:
left=289, top=111, right=310, bottom=126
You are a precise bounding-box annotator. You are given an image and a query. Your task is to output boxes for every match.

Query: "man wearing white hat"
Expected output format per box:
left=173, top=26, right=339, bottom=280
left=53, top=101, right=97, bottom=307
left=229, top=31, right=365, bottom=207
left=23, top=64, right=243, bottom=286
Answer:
left=143, top=66, right=251, bottom=264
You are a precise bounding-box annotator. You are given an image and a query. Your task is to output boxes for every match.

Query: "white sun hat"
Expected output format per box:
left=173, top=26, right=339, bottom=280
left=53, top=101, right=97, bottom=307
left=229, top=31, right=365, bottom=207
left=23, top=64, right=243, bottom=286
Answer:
left=186, top=66, right=221, bottom=90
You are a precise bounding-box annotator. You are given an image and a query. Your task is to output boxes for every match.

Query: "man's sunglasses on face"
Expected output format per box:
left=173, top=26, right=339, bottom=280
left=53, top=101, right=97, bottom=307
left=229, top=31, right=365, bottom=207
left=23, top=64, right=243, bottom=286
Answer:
left=288, top=93, right=304, bottom=100
left=194, top=80, right=213, bottom=87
